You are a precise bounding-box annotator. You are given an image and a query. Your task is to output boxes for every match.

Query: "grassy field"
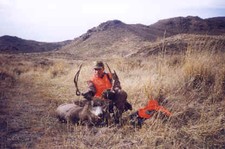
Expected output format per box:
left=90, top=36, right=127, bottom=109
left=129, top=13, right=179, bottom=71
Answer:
left=0, top=49, right=224, bottom=148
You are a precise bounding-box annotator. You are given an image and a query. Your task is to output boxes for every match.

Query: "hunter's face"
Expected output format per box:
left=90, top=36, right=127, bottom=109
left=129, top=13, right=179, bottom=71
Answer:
left=94, top=68, right=104, bottom=77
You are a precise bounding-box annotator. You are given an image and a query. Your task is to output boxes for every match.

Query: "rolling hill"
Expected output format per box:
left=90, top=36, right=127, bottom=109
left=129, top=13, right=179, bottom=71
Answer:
left=57, top=16, right=225, bottom=58
left=0, top=35, right=71, bottom=53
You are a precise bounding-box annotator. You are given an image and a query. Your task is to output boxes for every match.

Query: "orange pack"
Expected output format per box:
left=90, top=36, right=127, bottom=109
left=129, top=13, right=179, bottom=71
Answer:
left=138, top=99, right=172, bottom=119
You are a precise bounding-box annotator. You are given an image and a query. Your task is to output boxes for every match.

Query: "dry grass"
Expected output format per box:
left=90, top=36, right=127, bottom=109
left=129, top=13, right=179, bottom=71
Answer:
left=0, top=49, right=224, bottom=148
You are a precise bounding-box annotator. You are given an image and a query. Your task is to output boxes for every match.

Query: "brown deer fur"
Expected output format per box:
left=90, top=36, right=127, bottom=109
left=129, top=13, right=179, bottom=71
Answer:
left=56, top=102, right=101, bottom=125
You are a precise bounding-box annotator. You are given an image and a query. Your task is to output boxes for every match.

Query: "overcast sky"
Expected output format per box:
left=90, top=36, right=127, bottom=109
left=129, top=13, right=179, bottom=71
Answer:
left=0, top=0, right=224, bottom=42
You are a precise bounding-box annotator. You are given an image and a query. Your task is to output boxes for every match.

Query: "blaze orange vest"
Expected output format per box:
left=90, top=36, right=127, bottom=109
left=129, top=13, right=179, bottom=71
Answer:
left=91, top=73, right=112, bottom=98
left=138, top=100, right=172, bottom=119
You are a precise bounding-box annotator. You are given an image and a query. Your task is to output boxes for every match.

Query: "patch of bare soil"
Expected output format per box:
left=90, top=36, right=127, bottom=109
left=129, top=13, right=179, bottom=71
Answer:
left=0, top=74, right=55, bottom=148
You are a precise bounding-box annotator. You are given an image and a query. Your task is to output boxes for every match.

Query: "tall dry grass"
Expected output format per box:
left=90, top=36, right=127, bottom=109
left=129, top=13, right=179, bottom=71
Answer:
left=41, top=50, right=224, bottom=148
left=0, top=49, right=224, bottom=148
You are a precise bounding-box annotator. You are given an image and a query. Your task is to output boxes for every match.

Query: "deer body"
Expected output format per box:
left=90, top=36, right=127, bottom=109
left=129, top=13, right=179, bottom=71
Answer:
left=56, top=102, right=103, bottom=125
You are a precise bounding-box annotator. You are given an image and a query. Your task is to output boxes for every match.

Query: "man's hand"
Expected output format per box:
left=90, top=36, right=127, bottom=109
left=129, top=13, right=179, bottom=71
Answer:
left=82, top=91, right=94, bottom=100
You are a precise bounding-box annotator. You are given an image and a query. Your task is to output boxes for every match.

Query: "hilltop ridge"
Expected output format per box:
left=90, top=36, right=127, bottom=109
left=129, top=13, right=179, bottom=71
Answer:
left=0, top=16, right=224, bottom=57
left=57, top=16, right=225, bottom=58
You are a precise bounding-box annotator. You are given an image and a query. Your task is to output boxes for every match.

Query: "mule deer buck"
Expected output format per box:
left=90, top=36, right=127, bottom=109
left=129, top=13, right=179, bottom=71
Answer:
left=56, top=101, right=103, bottom=125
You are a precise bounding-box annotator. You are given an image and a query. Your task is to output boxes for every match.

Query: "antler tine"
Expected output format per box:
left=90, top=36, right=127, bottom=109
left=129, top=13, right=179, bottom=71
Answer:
left=105, top=63, right=112, bottom=74
left=106, top=63, right=121, bottom=91
left=74, top=64, right=83, bottom=96
left=113, top=69, right=121, bottom=90
left=113, top=69, right=119, bottom=79
left=113, top=69, right=117, bottom=75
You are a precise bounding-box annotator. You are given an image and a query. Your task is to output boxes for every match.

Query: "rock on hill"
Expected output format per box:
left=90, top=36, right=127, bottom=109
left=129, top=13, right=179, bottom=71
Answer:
left=0, top=35, right=71, bottom=53
left=57, top=16, right=225, bottom=58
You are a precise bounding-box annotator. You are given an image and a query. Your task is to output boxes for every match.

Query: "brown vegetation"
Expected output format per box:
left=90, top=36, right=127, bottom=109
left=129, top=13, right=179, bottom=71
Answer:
left=0, top=43, right=224, bottom=148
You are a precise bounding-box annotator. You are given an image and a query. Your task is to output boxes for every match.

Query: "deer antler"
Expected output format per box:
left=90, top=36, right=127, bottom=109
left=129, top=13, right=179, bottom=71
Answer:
left=105, top=63, right=112, bottom=74
left=74, top=64, right=83, bottom=96
left=106, top=63, right=121, bottom=91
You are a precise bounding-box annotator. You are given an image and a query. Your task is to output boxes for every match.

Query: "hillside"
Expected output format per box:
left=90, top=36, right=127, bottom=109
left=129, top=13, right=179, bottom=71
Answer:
left=0, top=35, right=71, bottom=53
left=56, top=20, right=152, bottom=58
left=150, top=16, right=225, bottom=36
left=57, top=16, right=225, bottom=58
left=129, top=34, right=225, bottom=57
